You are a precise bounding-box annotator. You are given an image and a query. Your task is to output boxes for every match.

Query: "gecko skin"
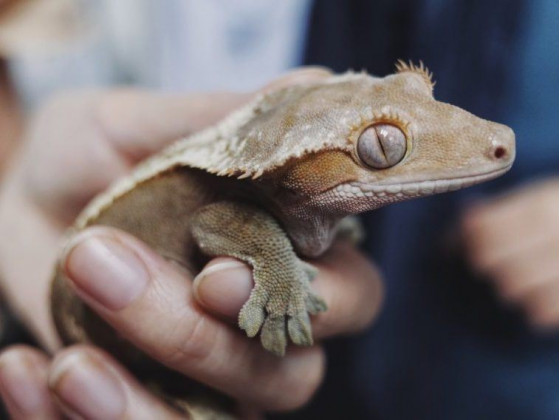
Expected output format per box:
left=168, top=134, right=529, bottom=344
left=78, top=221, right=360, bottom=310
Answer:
left=51, top=62, right=515, bottom=416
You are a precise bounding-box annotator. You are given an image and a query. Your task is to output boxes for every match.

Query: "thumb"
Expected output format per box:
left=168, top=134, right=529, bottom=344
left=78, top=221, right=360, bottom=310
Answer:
left=193, top=258, right=253, bottom=321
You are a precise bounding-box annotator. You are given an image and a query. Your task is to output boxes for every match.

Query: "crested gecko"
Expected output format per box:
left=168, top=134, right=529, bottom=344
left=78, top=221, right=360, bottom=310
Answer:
left=51, top=62, right=515, bottom=417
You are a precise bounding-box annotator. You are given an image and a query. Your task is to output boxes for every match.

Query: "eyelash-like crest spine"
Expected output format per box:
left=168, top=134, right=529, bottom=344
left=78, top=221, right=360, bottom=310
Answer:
left=395, top=59, right=435, bottom=91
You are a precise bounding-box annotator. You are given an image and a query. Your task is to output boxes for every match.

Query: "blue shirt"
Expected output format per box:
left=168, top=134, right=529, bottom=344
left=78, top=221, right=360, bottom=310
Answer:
left=287, top=1, right=558, bottom=419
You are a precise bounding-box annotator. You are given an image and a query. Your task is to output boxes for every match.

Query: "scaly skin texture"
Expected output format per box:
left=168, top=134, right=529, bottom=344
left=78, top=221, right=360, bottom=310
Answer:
left=192, top=202, right=326, bottom=356
left=51, top=64, right=515, bottom=417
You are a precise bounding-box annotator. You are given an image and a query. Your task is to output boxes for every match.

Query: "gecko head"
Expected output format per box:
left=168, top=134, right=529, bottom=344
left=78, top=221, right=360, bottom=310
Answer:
left=268, top=63, right=515, bottom=215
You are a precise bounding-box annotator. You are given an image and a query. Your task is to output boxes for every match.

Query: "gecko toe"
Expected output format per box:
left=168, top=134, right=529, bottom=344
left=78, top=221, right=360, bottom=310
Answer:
left=261, top=316, right=287, bottom=356
left=287, top=312, right=313, bottom=346
left=300, top=261, right=319, bottom=281
left=305, top=293, right=328, bottom=315
left=239, top=299, right=266, bottom=338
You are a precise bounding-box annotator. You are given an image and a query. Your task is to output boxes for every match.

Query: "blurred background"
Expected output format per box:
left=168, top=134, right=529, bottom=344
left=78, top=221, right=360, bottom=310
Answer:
left=0, top=0, right=557, bottom=419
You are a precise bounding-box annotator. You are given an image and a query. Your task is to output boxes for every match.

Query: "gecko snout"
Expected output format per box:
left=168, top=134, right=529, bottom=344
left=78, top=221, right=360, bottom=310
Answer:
left=488, top=125, right=515, bottom=165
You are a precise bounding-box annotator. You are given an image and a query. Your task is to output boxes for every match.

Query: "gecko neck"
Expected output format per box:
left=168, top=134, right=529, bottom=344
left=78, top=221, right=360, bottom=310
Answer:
left=273, top=205, right=341, bottom=258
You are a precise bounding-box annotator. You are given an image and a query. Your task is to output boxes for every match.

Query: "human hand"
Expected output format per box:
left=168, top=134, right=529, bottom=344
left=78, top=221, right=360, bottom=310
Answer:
left=0, top=345, right=188, bottom=419
left=461, top=178, right=558, bottom=329
left=61, top=228, right=382, bottom=412
left=0, top=235, right=382, bottom=418
left=0, top=68, right=384, bottom=414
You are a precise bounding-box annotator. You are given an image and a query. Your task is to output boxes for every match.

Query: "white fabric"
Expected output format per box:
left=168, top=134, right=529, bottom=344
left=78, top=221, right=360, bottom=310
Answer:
left=156, top=0, right=312, bottom=92
left=8, top=0, right=313, bottom=111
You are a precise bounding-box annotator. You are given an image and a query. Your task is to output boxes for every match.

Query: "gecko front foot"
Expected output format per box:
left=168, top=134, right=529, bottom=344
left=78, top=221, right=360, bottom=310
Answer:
left=191, top=201, right=328, bottom=356
left=239, top=262, right=327, bottom=356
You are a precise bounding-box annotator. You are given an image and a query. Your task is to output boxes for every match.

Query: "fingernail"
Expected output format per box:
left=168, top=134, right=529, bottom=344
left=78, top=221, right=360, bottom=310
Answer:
left=193, top=259, right=253, bottom=318
left=0, top=352, right=45, bottom=415
left=50, top=353, right=125, bottom=420
left=64, top=234, right=149, bottom=310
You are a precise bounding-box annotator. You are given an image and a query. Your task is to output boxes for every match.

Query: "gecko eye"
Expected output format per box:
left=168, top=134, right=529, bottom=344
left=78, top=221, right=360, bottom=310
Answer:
left=357, top=123, right=406, bottom=169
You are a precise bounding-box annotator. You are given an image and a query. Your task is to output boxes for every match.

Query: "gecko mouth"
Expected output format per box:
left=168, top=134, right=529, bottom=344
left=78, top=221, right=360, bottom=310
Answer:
left=332, top=165, right=512, bottom=199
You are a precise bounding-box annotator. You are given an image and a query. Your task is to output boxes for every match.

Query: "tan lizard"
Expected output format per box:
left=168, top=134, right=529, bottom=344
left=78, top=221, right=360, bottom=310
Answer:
left=51, top=62, right=515, bottom=416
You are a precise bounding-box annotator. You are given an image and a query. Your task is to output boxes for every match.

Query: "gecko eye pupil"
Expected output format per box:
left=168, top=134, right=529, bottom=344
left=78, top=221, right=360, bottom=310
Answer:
left=357, top=123, right=406, bottom=169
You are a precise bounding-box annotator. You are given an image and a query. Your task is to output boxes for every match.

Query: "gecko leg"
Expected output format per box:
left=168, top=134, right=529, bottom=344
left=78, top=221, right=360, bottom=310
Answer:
left=191, top=201, right=327, bottom=356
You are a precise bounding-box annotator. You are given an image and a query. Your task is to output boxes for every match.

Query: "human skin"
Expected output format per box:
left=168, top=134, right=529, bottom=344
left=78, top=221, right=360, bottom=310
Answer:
left=461, top=178, right=559, bottom=328
left=0, top=60, right=21, bottom=178
left=0, top=68, right=384, bottom=418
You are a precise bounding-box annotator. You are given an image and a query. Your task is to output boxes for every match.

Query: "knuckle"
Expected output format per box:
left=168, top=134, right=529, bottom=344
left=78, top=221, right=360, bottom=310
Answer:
left=154, top=308, right=217, bottom=368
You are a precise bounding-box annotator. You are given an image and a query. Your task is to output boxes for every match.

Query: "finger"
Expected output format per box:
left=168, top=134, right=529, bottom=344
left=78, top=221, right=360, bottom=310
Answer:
left=310, top=240, right=384, bottom=338
left=463, top=220, right=557, bottom=274
left=476, top=238, right=558, bottom=329
left=193, top=241, right=383, bottom=339
left=480, top=235, right=558, bottom=301
left=0, top=346, right=60, bottom=419
left=97, top=67, right=333, bottom=162
left=462, top=180, right=558, bottom=271
left=463, top=179, right=557, bottom=241
left=62, top=226, right=324, bottom=411
left=192, top=257, right=255, bottom=321
left=49, top=345, right=182, bottom=419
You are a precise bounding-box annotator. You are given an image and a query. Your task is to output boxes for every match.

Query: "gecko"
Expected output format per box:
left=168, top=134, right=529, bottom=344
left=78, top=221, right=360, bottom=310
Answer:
left=51, top=62, right=515, bottom=417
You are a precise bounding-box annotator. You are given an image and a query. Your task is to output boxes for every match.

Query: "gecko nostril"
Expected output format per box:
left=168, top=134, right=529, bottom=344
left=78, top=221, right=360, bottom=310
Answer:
left=494, top=146, right=506, bottom=159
